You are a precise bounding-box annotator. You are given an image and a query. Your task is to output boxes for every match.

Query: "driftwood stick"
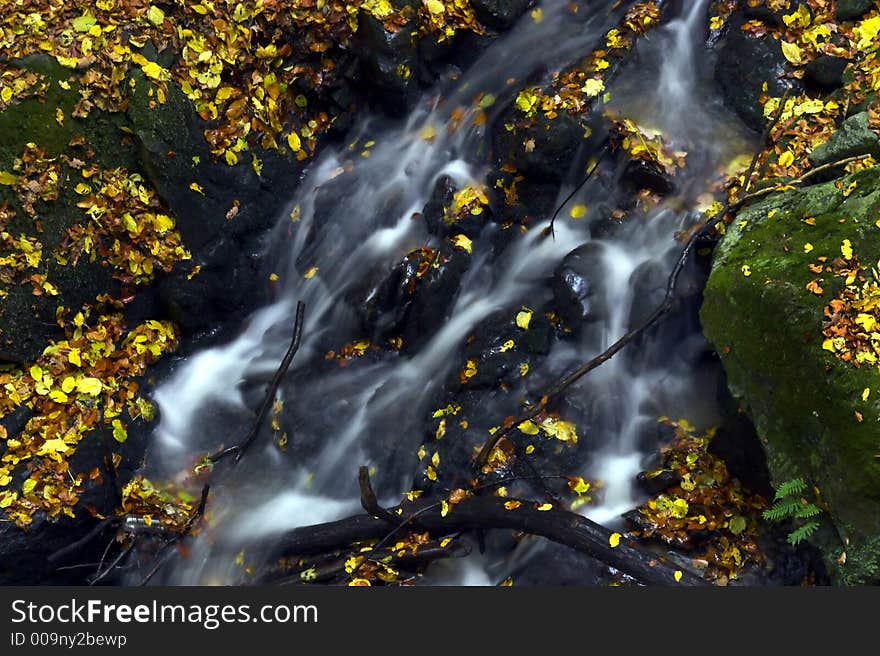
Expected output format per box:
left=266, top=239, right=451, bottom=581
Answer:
left=211, top=300, right=306, bottom=464
left=272, top=495, right=707, bottom=586
left=358, top=466, right=404, bottom=526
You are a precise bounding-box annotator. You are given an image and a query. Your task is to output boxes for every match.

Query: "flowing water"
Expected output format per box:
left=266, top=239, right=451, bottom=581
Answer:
left=143, top=0, right=751, bottom=584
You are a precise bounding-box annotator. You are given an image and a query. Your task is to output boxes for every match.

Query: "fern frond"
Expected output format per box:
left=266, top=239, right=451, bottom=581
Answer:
left=763, top=497, right=802, bottom=522
left=774, top=478, right=807, bottom=500
left=787, top=521, right=820, bottom=546
left=794, top=503, right=821, bottom=519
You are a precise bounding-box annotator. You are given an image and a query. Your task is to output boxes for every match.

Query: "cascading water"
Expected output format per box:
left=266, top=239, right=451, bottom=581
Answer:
left=143, top=0, right=750, bottom=585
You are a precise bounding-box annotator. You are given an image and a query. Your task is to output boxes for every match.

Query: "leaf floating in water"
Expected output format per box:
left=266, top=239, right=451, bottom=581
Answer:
left=609, top=532, right=621, bottom=548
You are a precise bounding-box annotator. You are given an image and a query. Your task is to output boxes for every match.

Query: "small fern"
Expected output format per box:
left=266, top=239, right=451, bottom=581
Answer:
left=774, top=477, right=807, bottom=500
left=763, top=478, right=823, bottom=547
left=763, top=497, right=802, bottom=522
left=787, top=521, right=820, bottom=546
left=794, top=503, right=822, bottom=519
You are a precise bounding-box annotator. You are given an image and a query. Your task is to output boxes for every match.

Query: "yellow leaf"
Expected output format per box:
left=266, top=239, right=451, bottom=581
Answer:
left=61, top=376, right=76, bottom=393
left=516, top=309, right=532, bottom=330
left=304, top=266, right=319, bottom=279
left=778, top=150, right=795, bottom=167
left=440, top=500, right=449, bottom=517
left=141, top=61, right=169, bottom=82
left=190, top=182, right=205, bottom=194
left=22, top=479, right=37, bottom=495
left=570, top=204, right=588, bottom=219
left=29, top=365, right=43, bottom=383
left=77, top=377, right=103, bottom=396
left=804, top=243, right=813, bottom=253
left=0, top=87, right=12, bottom=103
left=425, top=0, right=445, bottom=14
left=741, top=265, right=752, bottom=277
left=38, top=438, right=70, bottom=455
left=287, top=132, right=302, bottom=152
left=0, top=492, right=16, bottom=508
left=225, top=150, right=238, bottom=166
left=452, top=234, right=472, bottom=254
left=536, top=503, right=553, bottom=511
left=112, top=419, right=127, bottom=443
left=674, top=570, right=683, bottom=583
left=0, top=171, right=18, bottom=185
left=609, top=532, right=621, bottom=548
left=822, top=338, right=836, bottom=353
left=581, top=79, right=604, bottom=98
left=147, top=5, right=165, bottom=26
left=49, top=389, right=68, bottom=403
left=518, top=420, right=539, bottom=435
left=842, top=239, right=853, bottom=260
left=504, top=500, right=521, bottom=510
left=780, top=41, right=804, bottom=65
left=862, top=388, right=870, bottom=402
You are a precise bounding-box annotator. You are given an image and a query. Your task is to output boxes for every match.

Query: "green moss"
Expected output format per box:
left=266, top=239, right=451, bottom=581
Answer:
left=702, top=168, right=880, bottom=584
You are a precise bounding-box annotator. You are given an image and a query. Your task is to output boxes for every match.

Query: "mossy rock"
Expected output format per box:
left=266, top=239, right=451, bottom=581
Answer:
left=701, top=167, right=880, bottom=583
left=0, top=56, right=132, bottom=362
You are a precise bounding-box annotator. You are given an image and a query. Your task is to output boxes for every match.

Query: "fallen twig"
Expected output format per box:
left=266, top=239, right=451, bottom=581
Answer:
left=272, top=494, right=707, bottom=586
left=211, top=300, right=306, bottom=464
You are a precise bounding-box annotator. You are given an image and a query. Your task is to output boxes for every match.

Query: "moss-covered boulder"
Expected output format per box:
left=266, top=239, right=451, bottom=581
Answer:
left=701, top=167, right=880, bottom=583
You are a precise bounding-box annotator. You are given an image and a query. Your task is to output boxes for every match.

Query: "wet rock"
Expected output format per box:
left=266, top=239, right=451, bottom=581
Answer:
left=422, top=175, right=490, bottom=238
left=741, top=6, right=784, bottom=28
left=355, top=13, right=418, bottom=116
left=804, top=55, right=849, bottom=92
left=0, top=514, right=111, bottom=584
left=621, top=158, right=674, bottom=195
left=837, top=0, right=876, bottom=21
left=158, top=233, right=269, bottom=334
left=808, top=111, right=880, bottom=168
left=357, top=245, right=471, bottom=352
left=459, top=308, right=553, bottom=390
left=636, top=469, right=681, bottom=495
left=714, top=13, right=802, bottom=131
left=492, top=107, right=584, bottom=183
left=552, top=243, right=608, bottom=331
left=470, top=0, right=530, bottom=30
left=626, top=259, right=667, bottom=331
left=504, top=541, right=608, bottom=585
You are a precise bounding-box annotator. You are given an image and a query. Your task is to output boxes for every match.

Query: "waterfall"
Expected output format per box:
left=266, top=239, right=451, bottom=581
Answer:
left=142, top=0, right=747, bottom=585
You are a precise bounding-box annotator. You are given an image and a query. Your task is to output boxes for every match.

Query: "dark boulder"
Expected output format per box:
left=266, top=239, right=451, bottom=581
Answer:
left=356, top=245, right=471, bottom=352
left=354, top=12, right=418, bottom=116
left=492, top=107, right=584, bottom=183
left=836, top=0, right=876, bottom=21
left=714, top=13, right=802, bottom=131
left=804, top=55, right=849, bottom=92
left=552, top=243, right=608, bottom=331
left=636, top=468, right=681, bottom=495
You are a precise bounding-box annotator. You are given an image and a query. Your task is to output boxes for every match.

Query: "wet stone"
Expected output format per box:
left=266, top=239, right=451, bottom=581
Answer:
left=552, top=243, right=608, bottom=331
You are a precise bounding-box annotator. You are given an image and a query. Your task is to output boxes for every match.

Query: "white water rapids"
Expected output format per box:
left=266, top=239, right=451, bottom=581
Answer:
left=142, top=0, right=751, bottom=585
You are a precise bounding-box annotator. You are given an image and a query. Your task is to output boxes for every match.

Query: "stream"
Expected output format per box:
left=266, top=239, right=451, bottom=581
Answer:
left=142, top=0, right=754, bottom=585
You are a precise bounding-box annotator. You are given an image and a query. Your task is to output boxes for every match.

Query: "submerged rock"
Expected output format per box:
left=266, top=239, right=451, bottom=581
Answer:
left=701, top=166, right=880, bottom=583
